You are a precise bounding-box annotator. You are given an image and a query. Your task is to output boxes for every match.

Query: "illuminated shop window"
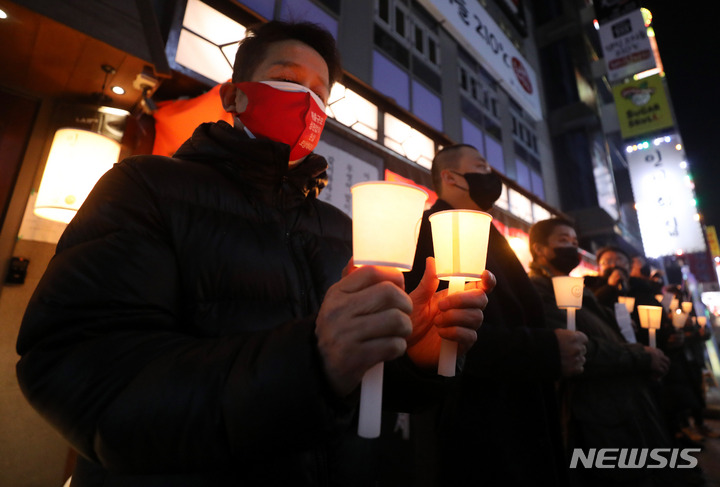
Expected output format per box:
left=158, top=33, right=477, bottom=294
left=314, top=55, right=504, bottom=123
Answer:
left=383, top=113, right=435, bottom=170
left=508, top=188, right=533, bottom=223
left=495, top=183, right=509, bottom=211
left=326, top=84, right=379, bottom=140
left=532, top=204, right=552, bottom=223
left=175, top=0, right=246, bottom=83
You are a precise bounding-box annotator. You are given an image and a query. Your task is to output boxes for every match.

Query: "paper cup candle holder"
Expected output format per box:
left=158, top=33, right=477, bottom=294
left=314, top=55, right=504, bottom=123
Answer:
left=429, top=209, right=493, bottom=377
left=637, top=305, right=663, bottom=347
left=351, top=181, right=427, bottom=439
left=551, top=276, right=584, bottom=331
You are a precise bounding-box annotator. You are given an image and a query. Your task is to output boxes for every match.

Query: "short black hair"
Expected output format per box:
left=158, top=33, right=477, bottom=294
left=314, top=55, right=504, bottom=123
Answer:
left=528, top=218, right=576, bottom=259
left=232, top=21, right=342, bottom=88
left=430, top=144, right=479, bottom=194
left=595, top=246, right=631, bottom=265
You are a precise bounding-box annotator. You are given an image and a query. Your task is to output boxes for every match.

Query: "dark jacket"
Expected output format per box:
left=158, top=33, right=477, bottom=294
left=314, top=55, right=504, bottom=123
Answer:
left=585, top=274, right=673, bottom=348
left=529, top=264, right=672, bottom=484
left=16, top=121, right=426, bottom=486
left=401, top=200, right=567, bottom=487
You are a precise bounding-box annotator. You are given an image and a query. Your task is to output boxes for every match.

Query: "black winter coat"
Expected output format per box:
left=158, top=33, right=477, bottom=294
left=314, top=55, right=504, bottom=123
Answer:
left=529, top=265, right=672, bottom=485
left=16, top=121, right=392, bottom=486
left=401, top=200, right=567, bottom=487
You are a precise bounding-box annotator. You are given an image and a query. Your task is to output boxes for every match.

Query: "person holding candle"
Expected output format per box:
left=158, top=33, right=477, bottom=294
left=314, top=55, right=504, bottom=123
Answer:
left=390, top=144, right=587, bottom=487
left=682, top=315, right=719, bottom=439
left=586, top=247, right=709, bottom=447
left=586, top=246, right=672, bottom=343
left=15, top=21, right=493, bottom=486
left=528, top=218, right=682, bottom=486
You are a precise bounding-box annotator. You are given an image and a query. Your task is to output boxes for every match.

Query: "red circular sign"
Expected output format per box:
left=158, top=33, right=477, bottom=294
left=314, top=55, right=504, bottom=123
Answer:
left=512, top=57, right=533, bottom=95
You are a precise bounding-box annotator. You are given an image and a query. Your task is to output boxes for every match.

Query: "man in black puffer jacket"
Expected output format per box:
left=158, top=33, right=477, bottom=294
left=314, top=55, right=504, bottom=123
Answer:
left=16, top=21, right=492, bottom=486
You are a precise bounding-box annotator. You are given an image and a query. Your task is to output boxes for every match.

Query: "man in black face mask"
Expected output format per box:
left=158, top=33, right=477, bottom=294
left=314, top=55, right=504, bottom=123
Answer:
left=397, top=145, right=588, bottom=487
left=528, top=219, right=678, bottom=487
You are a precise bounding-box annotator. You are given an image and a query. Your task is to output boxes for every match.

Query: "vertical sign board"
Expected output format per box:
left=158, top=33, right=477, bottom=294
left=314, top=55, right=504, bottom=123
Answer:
left=315, top=140, right=381, bottom=216
left=626, top=135, right=706, bottom=257
left=591, top=136, right=619, bottom=220
left=612, top=74, right=674, bottom=139
left=598, top=9, right=656, bottom=83
left=706, top=225, right=720, bottom=259
left=417, top=0, right=542, bottom=121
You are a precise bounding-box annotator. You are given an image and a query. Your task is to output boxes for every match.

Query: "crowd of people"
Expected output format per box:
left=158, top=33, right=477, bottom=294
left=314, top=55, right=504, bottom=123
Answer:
left=14, top=19, right=717, bottom=487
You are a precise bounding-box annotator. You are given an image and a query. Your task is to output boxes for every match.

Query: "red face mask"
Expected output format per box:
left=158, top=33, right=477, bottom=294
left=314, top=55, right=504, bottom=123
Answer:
left=234, top=81, right=327, bottom=162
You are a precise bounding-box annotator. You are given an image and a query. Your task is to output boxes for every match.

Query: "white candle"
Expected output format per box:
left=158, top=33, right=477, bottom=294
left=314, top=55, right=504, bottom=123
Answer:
left=351, top=181, right=428, bottom=439
left=437, top=277, right=466, bottom=377
left=637, top=305, right=663, bottom=347
left=551, top=276, right=583, bottom=332
left=429, top=210, right=492, bottom=377
left=357, top=362, right=384, bottom=438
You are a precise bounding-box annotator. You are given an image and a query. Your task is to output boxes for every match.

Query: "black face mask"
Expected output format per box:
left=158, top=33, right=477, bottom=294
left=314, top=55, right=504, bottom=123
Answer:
left=550, top=246, right=581, bottom=274
left=452, top=171, right=503, bottom=211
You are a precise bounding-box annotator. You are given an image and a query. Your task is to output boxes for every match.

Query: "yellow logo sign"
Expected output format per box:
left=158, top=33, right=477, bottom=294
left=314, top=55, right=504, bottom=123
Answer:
left=613, top=74, right=674, bottom=139
left=706, top=226, right=720, bottom=259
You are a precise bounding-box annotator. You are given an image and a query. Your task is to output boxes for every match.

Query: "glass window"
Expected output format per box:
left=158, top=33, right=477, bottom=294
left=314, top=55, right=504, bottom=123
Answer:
left=383, top=113, right=435, bottom=169
left=516, top=159, right=531, bottom=190
left=175, top=0, right=247, bottom=84
left=326, top=83, right=379, bottom=140
left=395, top=6, right=406, bottom=37
left=378, top=0, right=389, bottom=23
left=495, top=183, right=509, bottom=211
left=461, top=117, right=485, bottom=156
left=485, top=135, right=504, bottom=173
left=531, top=169, right=545, bottom=200
left=414, top=25, right=424, bottom=52
left=411, top=80, right=443, bottom=130
left=532, top=203, right=552, bottom=223
left=372, top=50, right=410, bottom=109
left=428, top=37, right=437, bottom=64
left=508, top=188, right=533, bottom=223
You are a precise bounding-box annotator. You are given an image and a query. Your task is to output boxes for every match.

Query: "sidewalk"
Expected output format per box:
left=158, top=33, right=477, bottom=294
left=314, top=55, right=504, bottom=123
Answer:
left=697, top=380, right=720, bottom=487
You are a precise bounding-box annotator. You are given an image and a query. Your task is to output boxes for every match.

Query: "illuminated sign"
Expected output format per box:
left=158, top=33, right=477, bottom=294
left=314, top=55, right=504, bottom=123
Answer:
left=417, top=0, right=542, bottom=121
left=599, top=9, right=656, bottom=83
left=626, top=134, right=706, bottom=257
left=707, top=226, right=720, bottom=259
left=613, top=74, right=673, bottom=139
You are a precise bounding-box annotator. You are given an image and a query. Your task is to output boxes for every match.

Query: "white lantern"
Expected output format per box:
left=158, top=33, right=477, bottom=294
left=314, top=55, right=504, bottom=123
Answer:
left=34, top=128, right=121, bottom=223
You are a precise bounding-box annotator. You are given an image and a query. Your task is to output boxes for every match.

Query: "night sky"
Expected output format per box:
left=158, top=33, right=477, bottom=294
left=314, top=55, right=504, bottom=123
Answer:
left=639, top=2, right=720, bottom=234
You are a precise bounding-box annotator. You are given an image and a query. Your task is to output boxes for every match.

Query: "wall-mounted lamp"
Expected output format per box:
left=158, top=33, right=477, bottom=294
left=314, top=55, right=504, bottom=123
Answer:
left=34, top=105, right=129, bottom=223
